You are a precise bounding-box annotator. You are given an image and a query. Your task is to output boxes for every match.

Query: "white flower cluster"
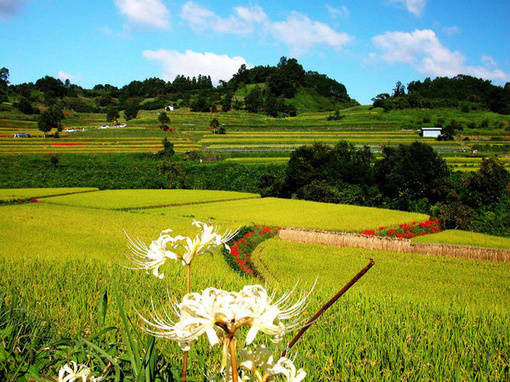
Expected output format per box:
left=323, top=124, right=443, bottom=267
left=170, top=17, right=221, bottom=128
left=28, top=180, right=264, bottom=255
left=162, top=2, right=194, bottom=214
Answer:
left=223, top=345, right=306, bottom=382
left=140, top=284, right=311, bottom=351
left=57, top=361, right=102, bottom=382
left=126, top=220, right=238, bottom=278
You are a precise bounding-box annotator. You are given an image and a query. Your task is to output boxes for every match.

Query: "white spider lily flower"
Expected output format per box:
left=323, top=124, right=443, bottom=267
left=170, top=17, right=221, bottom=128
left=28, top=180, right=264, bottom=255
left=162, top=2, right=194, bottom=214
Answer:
left=176, top=221, right=238, bottom=265
left=222, top=346, right=307, bottom=382
left=139, top=284, right=313, bottom=351
left=125, top=222, right=238, bottom=277
left=268, top=357, right=307, bottom=382
left=125, top=229, right=183, bottom=279
left=57, top=361, right=102, bottom=382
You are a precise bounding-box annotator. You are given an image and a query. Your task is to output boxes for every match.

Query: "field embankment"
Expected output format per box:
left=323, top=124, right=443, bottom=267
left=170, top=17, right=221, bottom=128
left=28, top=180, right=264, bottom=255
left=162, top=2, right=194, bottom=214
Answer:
left=279, top=228, right=510, bottom=262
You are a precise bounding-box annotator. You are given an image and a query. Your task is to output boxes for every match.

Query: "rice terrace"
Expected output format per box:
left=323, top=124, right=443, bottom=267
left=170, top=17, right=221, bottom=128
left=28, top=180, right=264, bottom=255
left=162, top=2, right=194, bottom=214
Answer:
left=2, top=1, right=510, bottom=381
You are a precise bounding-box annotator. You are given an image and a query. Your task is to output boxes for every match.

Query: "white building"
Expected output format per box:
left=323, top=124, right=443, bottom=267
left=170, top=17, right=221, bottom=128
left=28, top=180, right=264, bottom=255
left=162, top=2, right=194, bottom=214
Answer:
left=165, top=105, right=174, bottom=111
left=421, top=127, right=442, bottom=138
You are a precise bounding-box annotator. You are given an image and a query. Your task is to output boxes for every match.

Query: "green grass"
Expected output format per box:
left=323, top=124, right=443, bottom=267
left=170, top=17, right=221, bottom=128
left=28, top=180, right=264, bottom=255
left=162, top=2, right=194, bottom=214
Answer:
left=137, top=196, right=429, bottom=232
left=0, top=187, right=98, bottom=201
left=412, top=229, right=510, bottom=249
left=0, top=200, right=508, bottom=380
left=42, top=189, right=260, bottom=209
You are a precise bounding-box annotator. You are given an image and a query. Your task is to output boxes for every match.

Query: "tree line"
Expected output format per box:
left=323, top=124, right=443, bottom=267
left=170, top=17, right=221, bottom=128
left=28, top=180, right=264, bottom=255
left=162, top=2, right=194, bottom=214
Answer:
left=260, top=141, right=510, bottom=236
left=372, top=75, right=510, bottom=114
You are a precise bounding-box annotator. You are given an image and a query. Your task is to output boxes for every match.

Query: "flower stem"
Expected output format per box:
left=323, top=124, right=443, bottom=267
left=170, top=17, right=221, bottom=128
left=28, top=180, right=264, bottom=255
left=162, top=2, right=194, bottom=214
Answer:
left=282, top=259, right=375, bottom=357
left=229, top=336, right=239, bottom=382
left=186, top=264, right=191, bottom=294
left=181, top=264, right=192, bottom=382
left=181, top=352, right=188, bottom=382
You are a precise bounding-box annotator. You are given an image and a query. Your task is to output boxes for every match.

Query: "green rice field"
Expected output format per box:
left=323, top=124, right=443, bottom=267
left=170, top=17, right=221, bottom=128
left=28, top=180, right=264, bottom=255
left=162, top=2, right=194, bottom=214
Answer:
left=1, top=107, right=509, bottom=166
left=412, top=229, right=510, bottom=249
left=137, top=196, right=429, bottom=232
left=43, top=189, right=260, bottom=209
left=0, top=189, right=508, bottom=380
left=0, top=187, right=98, bottom=201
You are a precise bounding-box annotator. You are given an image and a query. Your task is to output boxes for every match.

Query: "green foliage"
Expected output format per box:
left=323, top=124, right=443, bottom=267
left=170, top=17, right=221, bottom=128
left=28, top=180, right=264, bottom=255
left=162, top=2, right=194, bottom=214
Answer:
left=124, top=100, right=140, bottom=120
left=38, top=105, right=64, bottom=134
left=244, top=86, right=264, bottom=113
left=326, top=109, right=345, bottom=120
left=375, top=142, right=450, bottom=209
left=159, top=137, right=174, bottom=158
left=374, top=75, right=510, bottom=114
left=282, top=141, right=375, bottom=201
left=158, top=111, right=170, bottom=125
left=209, top=117, right=219, bottom=132
left=106, top=107, right=120, bottom=123
left=15, top=97, right=38, bottom=115
left=462, top=158, right=509, bottom=208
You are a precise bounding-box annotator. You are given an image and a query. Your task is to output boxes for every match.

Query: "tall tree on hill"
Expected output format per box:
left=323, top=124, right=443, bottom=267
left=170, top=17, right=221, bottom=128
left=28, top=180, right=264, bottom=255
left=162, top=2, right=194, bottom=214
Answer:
left=124, top=100, right=139, bottom=120
left=375, top=142, right=450, bottom=210
left=38, top=105, right=64, bottom=136
left=158, top=111, right=170, bottom=125
left=0, top=67, right=9, bottom=88
left=245, top=86, right=263, bottom=112
left=106, top=107, right=120, bottom=124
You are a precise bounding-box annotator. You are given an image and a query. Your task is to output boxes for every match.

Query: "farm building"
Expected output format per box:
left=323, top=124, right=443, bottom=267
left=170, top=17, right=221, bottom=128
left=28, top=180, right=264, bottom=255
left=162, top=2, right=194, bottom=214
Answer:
left=421, top=127, right=442, bottom=138
left=165, top=105, right=174, bottom=111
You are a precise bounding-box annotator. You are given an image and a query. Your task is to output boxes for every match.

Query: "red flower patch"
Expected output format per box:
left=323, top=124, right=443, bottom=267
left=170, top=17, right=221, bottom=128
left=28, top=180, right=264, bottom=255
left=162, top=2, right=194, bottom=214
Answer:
left=225, top=226, right=280, bottom=276
left=362, top=219, right=441, bottom=239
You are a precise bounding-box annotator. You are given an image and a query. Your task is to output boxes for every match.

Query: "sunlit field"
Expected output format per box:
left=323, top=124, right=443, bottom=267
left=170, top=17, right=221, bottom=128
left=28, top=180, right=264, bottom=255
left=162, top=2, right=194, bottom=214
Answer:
left=0, top=189, right=508, bottom=380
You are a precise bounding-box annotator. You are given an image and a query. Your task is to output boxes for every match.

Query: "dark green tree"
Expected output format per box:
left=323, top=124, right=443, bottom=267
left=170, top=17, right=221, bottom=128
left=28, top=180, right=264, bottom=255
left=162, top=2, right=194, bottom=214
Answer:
left=124, top=100, right=139, bottom=120
left=221, top=93, right=232, bottom=112
left=462, top=158, right=509, bottom=208
left=106, top=108, right=120, bottom=124
left=0, top=67, right=9, bottom=88
left=38, top=105, right=64, bottom=136
left=158, top=111, right=170, bottom=125
left=209, top=118, right=220, bottom=133
left=375, top=142, right=450, bottom=210
left=245, top=86, right=263, bottom=113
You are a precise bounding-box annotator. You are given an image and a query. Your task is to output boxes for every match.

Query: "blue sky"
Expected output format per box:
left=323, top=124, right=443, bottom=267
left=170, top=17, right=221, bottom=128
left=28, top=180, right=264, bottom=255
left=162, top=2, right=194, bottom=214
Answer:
left=1, top=0, right=509, bottom=104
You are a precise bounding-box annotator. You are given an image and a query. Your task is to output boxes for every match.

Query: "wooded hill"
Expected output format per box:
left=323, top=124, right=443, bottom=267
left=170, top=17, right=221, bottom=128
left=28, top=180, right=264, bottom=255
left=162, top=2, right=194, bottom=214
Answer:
left=372, top=75, right=510, bottom=114
left=0, top=57, right=358, bottom=118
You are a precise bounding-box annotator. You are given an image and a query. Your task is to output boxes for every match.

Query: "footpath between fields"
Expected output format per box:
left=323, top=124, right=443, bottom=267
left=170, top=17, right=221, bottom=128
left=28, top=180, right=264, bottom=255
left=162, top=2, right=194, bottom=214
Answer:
left=279, top=228, right=510, bottom=262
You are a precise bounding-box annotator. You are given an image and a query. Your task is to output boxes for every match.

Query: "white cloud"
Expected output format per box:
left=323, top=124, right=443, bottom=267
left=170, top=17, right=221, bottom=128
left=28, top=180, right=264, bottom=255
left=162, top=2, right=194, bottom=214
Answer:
left=390, top=0, right=426, bottom=16
left=180, top=3, right=350, bottom=55
left=57, top=71, right=82, bottom=83
left=0, top=0, right=27, bottom=20
left=442, top=26, right=460, bottom=36
left=269, top=12, right=351, bottom=55
left=326, top=4, right=350, bottom=18
left=142, top=49, right=248, bottom=85
left=372, top=29, right=508, bottom=81
left=114, top=0, right=170, bottom=29
left=234, top=5, right=267, bottom=23
left=180, top=2, right=265, bottom=35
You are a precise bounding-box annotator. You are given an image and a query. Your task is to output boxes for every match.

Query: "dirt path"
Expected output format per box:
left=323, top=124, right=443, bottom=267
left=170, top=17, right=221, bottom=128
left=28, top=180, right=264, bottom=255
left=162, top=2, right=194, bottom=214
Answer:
left=279, top=228, right=510, bottom=262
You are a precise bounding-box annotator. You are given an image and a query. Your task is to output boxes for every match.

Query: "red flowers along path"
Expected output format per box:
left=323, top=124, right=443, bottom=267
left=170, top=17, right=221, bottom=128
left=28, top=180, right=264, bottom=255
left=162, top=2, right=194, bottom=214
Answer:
left=226, top=226, right=280, bottom=276
left=362, top=219, right=441, bottom=239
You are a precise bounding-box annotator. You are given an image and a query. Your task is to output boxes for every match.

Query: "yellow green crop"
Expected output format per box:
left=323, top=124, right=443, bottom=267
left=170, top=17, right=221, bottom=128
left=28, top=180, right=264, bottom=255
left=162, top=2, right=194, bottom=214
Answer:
left=412, top=229, right=510, bottom=249
left=138, top=196, right=429, bottom=232
left=43, top=189, right=260, bottom=209
left=0, top=187, right=98, bottom=201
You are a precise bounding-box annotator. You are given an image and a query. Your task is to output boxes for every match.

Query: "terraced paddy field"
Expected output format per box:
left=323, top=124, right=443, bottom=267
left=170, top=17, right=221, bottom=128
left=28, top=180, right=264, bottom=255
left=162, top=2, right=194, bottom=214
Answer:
left=1, top=108, right=509, bottom=168
left=0, top=187, right=98, bottom=201
left=43, top=189, right=260, bottom=209
left=0, top=189, right=508, bottom=380
left=136, top=196, right=429, bottom=232
left=0, top=136, right=199, bottom=154
left=412, top=229, right=510, bottom=249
